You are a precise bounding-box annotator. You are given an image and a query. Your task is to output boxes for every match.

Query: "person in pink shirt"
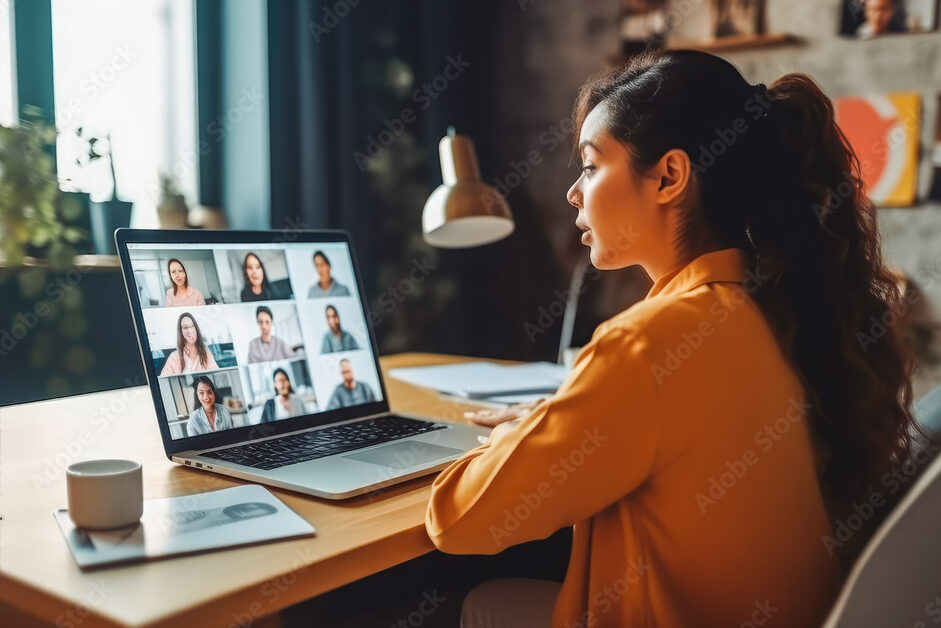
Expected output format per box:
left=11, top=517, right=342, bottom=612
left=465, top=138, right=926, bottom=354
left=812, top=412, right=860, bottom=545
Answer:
left=165, top=258, right=206, bottom=307
left=160, top=312, right=218, bottom=375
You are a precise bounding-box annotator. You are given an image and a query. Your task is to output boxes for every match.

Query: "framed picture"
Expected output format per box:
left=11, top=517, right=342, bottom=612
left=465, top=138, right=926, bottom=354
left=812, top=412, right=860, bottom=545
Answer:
left=619, top=0, right=670, bottom=55
left=839, top=0, right=938, bottom=38
left=835, top=91, right=921, bottom=207
left=710, top=0, right=766, bottom=38
left=928, top=94, right=941, bottom=201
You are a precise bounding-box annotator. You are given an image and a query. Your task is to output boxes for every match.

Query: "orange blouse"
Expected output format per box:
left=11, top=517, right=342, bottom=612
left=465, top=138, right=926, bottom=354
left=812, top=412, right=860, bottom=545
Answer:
left=426, top=248, right=842, bottom=627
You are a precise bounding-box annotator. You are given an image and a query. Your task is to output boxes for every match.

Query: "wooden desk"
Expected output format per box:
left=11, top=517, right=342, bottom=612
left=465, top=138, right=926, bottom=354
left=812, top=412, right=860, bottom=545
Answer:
left=0, top=353, right=496, bottom=627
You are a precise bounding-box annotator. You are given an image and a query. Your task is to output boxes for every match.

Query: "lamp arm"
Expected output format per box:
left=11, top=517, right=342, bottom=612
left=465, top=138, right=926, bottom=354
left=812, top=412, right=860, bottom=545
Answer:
left=558, top=257, right=591, bottom=364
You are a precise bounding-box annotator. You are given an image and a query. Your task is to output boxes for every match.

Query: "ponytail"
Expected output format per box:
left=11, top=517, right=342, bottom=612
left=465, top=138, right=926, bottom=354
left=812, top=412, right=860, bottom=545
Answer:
left=574, top=50, right=919, bottom=562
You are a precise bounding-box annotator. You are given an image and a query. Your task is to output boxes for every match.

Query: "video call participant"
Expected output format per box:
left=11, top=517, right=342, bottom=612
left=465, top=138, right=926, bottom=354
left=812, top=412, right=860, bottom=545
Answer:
left=325, top=359, right=376, bottom=410
left=160, top=312, right=219, bottom=375
left=165, top=258, right=206, bottom=307
left=320, top=305, right=360, bottom=353
left=240, top=252, right=279, bottom=302
left=186, top=375, right=234, bottom=436
left=260, top=367, right=315, bottom=422
left=307, top=251, right=351, bottom=298
left=247, top=305, right=296, bottom=363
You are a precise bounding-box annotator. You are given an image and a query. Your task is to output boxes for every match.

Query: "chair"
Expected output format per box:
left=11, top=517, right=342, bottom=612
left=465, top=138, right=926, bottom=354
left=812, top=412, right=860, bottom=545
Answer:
left=822, top=385, right=941, bottom=627
left=916, top=384, right=941, bottom=438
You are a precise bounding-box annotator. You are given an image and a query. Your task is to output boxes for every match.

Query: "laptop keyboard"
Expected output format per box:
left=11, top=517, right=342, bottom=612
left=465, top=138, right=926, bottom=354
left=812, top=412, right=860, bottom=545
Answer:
left=200, top=415, right=447, bottom=471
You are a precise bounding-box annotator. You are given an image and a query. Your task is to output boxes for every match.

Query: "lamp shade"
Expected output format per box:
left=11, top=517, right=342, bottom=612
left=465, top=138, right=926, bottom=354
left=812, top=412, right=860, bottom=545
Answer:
left=422, top=131, right=514, bottom=248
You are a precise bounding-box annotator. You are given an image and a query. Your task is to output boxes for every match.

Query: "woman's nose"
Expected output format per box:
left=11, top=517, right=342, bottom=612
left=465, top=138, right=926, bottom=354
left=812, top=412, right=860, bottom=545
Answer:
left=566, top=180, right=582, bottom=209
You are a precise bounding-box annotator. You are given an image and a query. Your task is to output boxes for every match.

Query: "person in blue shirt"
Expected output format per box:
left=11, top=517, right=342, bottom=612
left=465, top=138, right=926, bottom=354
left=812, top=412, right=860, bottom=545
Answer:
left=307, top=251, right=351, bottom=298
left=320, top=305, right=360, bottom=353
left=326, top=359, right=375, bottom=409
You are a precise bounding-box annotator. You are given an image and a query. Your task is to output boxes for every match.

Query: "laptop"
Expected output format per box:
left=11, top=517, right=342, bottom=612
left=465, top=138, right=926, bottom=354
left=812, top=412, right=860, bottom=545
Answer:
left=115, top=228, right=487, bottom=499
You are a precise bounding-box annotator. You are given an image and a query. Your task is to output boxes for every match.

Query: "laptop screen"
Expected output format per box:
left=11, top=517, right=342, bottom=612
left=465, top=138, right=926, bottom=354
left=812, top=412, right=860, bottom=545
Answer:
left=125, top=240, right=384, bottom=441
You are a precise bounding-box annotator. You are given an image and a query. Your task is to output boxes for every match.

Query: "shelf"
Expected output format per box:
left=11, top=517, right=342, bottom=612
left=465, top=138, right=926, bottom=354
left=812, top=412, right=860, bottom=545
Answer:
left=666, top=32, right=798, bottom=53
left=0, top=254, right=120, bottom=271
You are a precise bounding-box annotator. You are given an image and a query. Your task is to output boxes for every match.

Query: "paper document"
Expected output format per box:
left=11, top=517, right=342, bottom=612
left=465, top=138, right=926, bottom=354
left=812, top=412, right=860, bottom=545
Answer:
left=389, top=361, right=570, bottom=401
left=55, top=484, right=315, bottom=569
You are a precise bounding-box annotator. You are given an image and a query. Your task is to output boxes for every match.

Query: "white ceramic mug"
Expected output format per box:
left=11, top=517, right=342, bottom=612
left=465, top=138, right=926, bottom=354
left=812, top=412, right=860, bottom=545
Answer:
left=66, top=459, right=143, bottom=529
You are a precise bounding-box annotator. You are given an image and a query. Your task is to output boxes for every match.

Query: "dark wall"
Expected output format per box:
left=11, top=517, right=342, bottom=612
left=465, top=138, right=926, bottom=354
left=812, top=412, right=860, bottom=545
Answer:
left=280, top=0, right=652, bottom=363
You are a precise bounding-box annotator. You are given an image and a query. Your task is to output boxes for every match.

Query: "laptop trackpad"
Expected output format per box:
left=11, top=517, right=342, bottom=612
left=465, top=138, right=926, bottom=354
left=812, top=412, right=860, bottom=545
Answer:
left=344, top=441, right=462, bottom=468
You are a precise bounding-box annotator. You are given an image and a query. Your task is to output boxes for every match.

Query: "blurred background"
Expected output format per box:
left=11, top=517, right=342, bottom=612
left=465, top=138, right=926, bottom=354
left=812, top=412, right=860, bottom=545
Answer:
left=2, top=0, right=941, bottom=407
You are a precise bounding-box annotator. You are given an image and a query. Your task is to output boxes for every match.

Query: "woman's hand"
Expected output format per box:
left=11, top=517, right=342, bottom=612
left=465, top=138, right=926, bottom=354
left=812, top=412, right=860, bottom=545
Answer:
left=466, top=399, right=544, bottom=445
left=464, top=399, right=544, bottom=428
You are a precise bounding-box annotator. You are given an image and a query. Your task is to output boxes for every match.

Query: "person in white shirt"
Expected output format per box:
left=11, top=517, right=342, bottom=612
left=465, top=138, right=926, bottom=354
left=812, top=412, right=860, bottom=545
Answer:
left=186, top=376, right=234, bottom=435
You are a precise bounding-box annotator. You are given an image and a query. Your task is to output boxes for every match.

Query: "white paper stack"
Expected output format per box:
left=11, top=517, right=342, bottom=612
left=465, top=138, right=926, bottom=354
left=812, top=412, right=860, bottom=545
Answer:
left=389, top=361, right=570, bottom=406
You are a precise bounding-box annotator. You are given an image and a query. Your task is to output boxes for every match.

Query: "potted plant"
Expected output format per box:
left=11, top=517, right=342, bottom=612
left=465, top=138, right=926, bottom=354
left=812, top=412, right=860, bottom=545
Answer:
left=0, top=113, right=87, bottom=267
left=74, top=127, right=133, bottom=255
left=157, top=171, right=190, bottom=229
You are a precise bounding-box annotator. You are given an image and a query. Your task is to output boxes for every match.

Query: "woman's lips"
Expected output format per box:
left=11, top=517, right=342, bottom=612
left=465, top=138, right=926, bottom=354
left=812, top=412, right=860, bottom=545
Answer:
left=580, top=229, right=592, bottom=244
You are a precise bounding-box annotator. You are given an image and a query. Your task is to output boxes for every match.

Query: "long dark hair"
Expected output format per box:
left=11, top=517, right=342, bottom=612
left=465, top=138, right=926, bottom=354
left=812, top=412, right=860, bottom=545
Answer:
left=192, top=375, right=219, bottom=409
left=243, top=252, right=272, bottom=295
left=574, top=49, right=917, bottom=545
left=176, top=312, right=211, bottom=369
left=272, top=367, right=294, bottom=394
left=167, top=258, right=188, bottom=295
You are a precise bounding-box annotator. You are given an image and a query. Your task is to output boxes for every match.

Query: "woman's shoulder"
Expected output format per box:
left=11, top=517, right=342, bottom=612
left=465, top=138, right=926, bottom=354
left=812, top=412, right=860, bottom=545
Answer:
left=164, top=350, right=182, bottom=368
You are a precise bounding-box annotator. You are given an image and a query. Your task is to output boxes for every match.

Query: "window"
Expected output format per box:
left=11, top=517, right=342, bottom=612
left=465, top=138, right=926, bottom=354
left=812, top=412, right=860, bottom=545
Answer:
left=0, top=0, right=15, bottom=127
left=51, top=0, right=197, bottom=227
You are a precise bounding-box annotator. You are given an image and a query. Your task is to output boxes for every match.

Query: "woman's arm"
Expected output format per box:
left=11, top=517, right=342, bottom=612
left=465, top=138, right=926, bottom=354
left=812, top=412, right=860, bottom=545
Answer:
left=426, top=324, right=661, bottom=555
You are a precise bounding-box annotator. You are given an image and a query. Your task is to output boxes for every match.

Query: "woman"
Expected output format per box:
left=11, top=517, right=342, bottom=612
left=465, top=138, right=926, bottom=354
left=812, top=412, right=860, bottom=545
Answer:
left=186, top=375, right=234, bottom=436
left=260, top=367, right=313, bottom=422
left=240, top=252, right=276, bottom=302
left=427, top=50, right=919, bottom=627
left=320, top=305, right=359, bottom=353
left=164, top=258, right=206, bottom=307
left=160, top=312, right=218, bottom=375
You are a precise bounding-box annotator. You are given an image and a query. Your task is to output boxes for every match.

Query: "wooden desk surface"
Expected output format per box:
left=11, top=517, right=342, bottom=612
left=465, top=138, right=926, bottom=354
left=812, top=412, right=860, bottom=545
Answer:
left=0, top=353, right=499, bottom=628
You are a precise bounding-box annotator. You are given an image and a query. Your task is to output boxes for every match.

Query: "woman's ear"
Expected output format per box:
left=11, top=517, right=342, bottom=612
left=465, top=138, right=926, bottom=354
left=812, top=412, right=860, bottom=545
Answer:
left=654, top=148, right=692, bottom=205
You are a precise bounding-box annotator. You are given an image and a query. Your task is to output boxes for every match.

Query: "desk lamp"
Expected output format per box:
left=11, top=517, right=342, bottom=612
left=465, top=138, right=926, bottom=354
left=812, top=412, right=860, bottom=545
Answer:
left=422, top=127, right=514, bottom=248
